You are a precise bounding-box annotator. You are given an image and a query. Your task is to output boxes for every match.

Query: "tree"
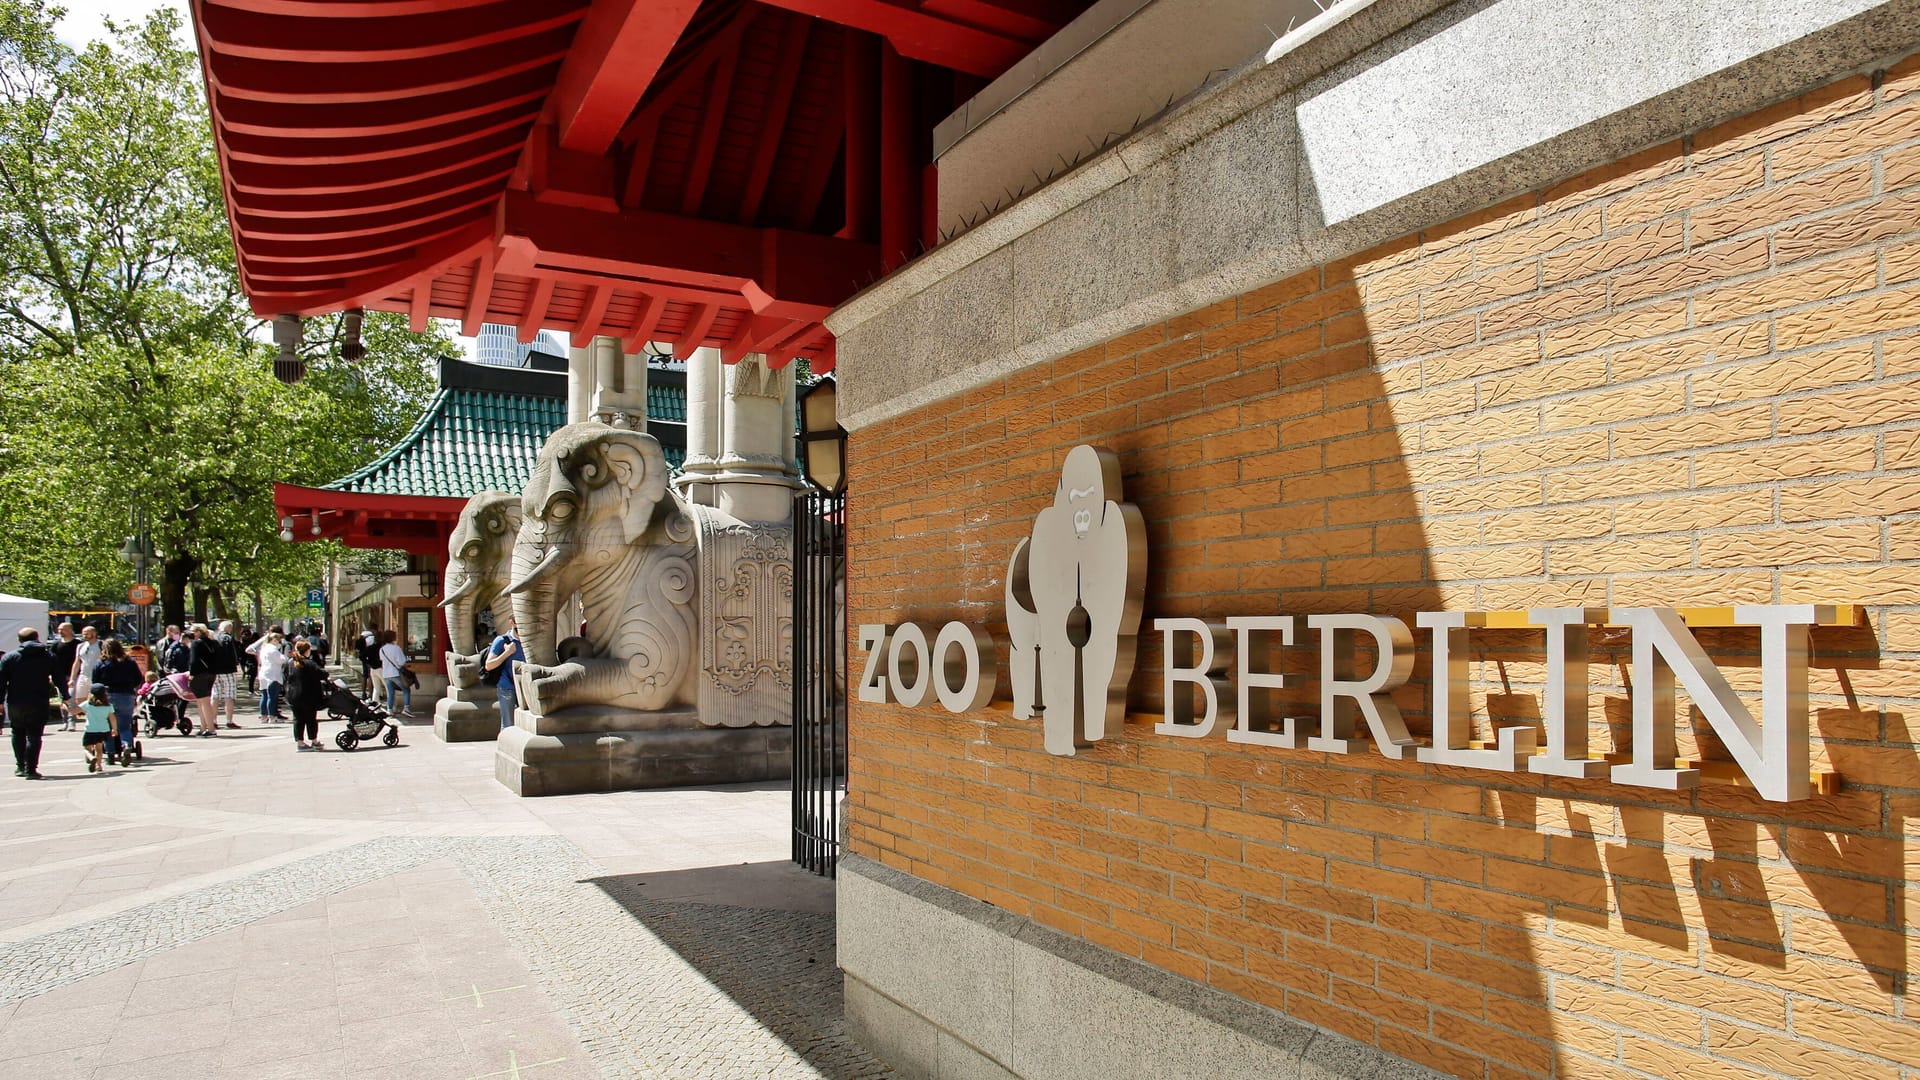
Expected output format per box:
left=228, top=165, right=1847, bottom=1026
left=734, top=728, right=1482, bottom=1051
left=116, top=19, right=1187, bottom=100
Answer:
left=0, top=2, right=448, bottom=626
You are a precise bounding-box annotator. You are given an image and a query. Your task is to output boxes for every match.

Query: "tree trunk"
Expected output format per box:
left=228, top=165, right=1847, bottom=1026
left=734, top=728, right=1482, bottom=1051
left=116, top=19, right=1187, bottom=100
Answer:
left=191, top=586, right=209, bottom=624
left=159, top=554, right=196, bottom=628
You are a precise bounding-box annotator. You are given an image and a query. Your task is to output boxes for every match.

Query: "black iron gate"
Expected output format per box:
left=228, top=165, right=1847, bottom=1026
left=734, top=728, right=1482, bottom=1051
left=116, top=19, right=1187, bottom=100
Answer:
left=792, top=486, right=846, bottom=876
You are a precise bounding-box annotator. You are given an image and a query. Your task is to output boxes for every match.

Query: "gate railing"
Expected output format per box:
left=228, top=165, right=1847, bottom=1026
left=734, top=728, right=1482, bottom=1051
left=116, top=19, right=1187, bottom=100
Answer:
left=791, top=486, right=846, bottom=876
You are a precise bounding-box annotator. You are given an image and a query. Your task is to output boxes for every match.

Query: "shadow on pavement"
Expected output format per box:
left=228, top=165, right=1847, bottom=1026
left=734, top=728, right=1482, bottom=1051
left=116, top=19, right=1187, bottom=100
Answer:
left=585, top=861, right=893, bottom=1079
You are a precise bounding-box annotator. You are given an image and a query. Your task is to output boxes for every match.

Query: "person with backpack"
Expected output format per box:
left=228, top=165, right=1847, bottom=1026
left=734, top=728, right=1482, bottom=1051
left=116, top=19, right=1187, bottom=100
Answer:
left=0, top=628, right=62, bottom=778
left=483, top=615, right=525, bottom=731
left=91, top=639, right=144, bottom=766
left=211, top=620, right=243, bottom=729
left=187, top=625, right=222, bottom=737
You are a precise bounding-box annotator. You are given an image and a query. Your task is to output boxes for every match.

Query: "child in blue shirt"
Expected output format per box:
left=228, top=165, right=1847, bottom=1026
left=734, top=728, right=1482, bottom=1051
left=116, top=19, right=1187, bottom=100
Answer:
left=82, top=684, right=114, bottom=773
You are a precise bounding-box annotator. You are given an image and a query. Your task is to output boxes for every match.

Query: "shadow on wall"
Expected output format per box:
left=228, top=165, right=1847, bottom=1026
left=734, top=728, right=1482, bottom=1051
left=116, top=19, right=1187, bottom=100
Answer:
left=850, top=68, right=1920, bottom=1071
left=583, top=862, right=885, bottom=1079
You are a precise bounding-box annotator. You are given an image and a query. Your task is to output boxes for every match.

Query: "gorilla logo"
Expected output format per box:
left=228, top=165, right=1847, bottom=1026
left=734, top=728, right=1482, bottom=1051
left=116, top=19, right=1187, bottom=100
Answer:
left=1006, top=445, right=1147, bottom=756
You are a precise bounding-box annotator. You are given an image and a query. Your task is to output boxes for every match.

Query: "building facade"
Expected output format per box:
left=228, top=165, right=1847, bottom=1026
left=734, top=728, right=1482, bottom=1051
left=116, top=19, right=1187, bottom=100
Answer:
left=830, top=2, right=1920, bottom=1077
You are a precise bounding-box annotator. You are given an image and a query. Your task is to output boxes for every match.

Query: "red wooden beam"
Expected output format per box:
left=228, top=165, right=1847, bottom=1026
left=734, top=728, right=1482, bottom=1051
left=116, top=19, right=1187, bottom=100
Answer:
left=752, top=0, right=1028, bottom=77
left=620, top=292, right=664, bottom=353
left=878, top=41, right=917, bottom=271
left=737, top=14, right=810, bottom=224
left=497, top=191, right=881, bottom=313
left=919, top=0, right=1058, bottom=40
left=233, top=160, right=515, bottom=218
left=197, top=1, right=583, bottom=64
left=839, top=27, right=878, bottom=239
left=227, top=129, right=523, bottom=195
left=569, top=283, right=613, bottom=346
left=619, top=108, right=662, bottom=209
left=679, top=47, right=741, bottom=217
left=462, top=242, right=498, bottom=335
left=212, top=76, right=551, bottom=139
left=519, top=276, right=556, bottom=342
left=408, top=275, right=432, bottom=331
left=549, top=0, right=701, bottom=156
left=208, top=27, right=573, bottom=105
left=722, top=313, right=799, bottom=364
left=218, top=105, right=532, bottom=166
left=675, top=303, right=718, bottom=357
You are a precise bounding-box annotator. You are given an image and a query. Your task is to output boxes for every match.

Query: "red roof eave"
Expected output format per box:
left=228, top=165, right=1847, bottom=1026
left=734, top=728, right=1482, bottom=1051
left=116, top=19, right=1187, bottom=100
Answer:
left=273, top=483, right=465, bottom=556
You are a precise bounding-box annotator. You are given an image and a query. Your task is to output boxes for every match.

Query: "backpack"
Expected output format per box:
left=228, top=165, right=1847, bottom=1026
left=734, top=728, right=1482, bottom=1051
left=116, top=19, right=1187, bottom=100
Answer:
left=212, top=634, right=241, bottom=675
left=481, top=636, right=509, bottom=687
left=164, top=639, right=190, bottom=674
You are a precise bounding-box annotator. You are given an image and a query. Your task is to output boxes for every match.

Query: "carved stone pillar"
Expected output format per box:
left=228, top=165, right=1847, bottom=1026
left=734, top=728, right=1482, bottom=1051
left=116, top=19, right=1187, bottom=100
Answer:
left=566, top=344, right=590, bottom=424
left=713, top=354, right=800, bottom=524
left=587, top=335, right=648, bottom=429
left=677, top=346, right=723, bottom=507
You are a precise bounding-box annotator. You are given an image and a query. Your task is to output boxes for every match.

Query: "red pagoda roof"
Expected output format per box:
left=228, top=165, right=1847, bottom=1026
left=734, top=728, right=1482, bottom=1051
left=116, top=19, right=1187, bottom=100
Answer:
left=192, top=0, right=1093, bottom=371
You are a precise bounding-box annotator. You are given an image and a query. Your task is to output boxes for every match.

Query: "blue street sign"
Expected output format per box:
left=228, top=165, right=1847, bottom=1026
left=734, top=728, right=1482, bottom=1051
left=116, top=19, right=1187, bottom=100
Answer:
left=306, top=588, right=326, bottom=606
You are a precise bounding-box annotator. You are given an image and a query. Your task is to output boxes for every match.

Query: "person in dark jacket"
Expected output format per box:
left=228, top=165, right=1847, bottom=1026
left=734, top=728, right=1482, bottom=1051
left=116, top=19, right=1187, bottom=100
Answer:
left=187, top=625, right=221, bottom=738
left=91, top=639, right=144, bottom=767
left=159, top=625, right=190, bottom=675
left=0, top=628, right=62, bottom=778
left=48, top=622, right=79, bottom=727
left=283, top=640, right=327, bottom=751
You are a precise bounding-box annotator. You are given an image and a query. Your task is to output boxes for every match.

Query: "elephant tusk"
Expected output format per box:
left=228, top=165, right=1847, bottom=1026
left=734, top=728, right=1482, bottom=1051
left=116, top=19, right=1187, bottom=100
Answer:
left=505, top=546, right=567, bottom=595
left=437, top=577, right=478, bottom=608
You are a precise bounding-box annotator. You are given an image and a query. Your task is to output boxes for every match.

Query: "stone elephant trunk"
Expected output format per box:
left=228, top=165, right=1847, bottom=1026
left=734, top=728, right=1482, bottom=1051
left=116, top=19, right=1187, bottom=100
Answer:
left=507, top=530, right=572, bottom=667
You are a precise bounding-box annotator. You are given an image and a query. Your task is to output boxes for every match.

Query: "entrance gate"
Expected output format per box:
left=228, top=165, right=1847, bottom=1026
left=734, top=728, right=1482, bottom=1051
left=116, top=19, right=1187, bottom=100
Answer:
left=791, top=486, right=846, bottom=875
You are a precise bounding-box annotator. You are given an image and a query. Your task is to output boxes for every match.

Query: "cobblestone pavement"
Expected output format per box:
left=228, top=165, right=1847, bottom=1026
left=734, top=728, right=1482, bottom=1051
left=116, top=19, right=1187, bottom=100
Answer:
left=0, top=708, right=891, bottom=1079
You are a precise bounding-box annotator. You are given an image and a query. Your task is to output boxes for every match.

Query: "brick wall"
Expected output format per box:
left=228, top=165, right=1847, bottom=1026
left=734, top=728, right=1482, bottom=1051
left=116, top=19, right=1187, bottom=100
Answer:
left=845, top=54, right=1920, bottom=1080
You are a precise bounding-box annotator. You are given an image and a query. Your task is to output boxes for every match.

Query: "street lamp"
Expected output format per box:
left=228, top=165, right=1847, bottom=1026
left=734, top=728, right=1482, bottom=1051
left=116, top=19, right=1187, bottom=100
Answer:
left=796, top=377, right=847, bottom=496
left=118, top=513, right=156, bottom=644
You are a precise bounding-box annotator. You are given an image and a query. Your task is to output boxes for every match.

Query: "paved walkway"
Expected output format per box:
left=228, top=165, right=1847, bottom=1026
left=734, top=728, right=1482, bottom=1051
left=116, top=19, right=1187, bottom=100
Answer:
left=0, top=708, right=886, bottom=1080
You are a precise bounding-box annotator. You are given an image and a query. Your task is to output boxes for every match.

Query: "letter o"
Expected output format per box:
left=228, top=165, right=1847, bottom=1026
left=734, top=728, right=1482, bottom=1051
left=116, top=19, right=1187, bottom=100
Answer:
left=933, top=622, right=998, bottom=713
left=888, top=623, right=932, bottom=707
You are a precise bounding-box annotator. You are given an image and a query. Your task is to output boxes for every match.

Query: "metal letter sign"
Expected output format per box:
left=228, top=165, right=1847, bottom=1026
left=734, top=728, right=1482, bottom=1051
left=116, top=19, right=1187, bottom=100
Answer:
left=853, top=444, right=1829, bottom=800
left=1006, top=446, right=1148, bottom=756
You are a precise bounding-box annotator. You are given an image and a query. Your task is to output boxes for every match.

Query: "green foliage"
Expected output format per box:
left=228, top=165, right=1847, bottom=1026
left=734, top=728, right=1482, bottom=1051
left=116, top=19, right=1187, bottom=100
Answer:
left=0, top=1, right=448, bottom=621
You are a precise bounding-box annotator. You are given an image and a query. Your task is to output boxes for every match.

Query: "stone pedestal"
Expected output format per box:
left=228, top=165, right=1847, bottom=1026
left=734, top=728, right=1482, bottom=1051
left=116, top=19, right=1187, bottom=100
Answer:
left=434, top=684, right=500, bottom=742
left=494, top=706, right=791, bottom=796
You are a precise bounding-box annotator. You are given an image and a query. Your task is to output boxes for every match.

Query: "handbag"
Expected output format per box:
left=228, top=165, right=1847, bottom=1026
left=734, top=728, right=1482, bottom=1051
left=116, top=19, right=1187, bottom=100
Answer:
left=402, top=666, right=419, bottom=689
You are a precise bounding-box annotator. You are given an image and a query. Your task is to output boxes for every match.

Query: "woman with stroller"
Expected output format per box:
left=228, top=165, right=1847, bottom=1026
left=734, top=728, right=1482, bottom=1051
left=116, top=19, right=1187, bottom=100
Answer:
left=91, top=640, right=143, bottom=766
left=284, top=639, right=327, bottom=751
left=377, top=630, right=415, bottom=718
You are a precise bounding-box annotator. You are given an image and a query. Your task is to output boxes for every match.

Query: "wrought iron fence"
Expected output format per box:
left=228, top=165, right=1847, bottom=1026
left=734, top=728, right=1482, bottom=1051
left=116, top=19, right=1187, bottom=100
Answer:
left=791, top=486, right=846, bottom=876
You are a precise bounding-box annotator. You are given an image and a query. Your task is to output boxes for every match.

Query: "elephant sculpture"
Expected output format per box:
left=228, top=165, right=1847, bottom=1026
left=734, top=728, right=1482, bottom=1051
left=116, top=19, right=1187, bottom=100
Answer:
left=438, top=491, right=522, bottom=689
left=506, top=420, right=700, bottom=715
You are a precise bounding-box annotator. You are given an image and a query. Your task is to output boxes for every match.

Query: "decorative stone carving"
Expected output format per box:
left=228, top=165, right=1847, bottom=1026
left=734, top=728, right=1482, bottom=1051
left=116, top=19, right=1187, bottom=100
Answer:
left=694, top=510, right=793, bottom=727
left=505, top=420, right=700, bottom=715
left=435, top=491, right=523, bottom=743
left=440, top=491, right=523, bottom=686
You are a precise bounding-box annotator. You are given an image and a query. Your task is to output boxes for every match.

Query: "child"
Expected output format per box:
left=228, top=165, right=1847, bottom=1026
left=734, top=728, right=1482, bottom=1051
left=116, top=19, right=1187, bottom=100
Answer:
left=82, top=684, right=114, bottom=773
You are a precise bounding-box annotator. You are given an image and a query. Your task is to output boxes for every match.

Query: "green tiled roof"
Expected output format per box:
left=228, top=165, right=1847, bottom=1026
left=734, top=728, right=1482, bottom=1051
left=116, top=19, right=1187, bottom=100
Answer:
left=324, top=358, right=691, bottom=499
left=648, top=382, right=687, bottom=423
left=326, top=387, right=567, bottom=498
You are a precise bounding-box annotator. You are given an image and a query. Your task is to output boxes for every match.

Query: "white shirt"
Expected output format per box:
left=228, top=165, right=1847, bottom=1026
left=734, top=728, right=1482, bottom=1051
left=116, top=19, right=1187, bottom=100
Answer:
left=257, top=641, right=285, bottom=684
left=379, top=642, right=409, bottom=678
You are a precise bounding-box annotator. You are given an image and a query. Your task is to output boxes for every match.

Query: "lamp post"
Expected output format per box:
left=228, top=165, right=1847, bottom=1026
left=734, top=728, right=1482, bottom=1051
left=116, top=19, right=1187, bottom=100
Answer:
left=792, top=375, right=848, bottom=876
left=118, top=510, right=155, bottom=645
left=796, top=376, right=847, bottom=496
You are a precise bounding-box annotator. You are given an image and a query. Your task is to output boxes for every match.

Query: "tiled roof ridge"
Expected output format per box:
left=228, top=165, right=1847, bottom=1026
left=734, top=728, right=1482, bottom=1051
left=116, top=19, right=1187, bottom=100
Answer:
left=325, top=386, right=454, bottom=492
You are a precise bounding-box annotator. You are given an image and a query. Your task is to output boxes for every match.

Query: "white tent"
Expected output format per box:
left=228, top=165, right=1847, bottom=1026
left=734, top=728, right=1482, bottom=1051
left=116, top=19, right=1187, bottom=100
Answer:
left=0, top=593, right=50, bottom=638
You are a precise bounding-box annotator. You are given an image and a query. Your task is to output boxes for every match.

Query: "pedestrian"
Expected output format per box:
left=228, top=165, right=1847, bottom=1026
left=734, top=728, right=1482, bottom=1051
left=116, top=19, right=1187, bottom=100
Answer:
left=187, top=624, right=220, bottom=737
left=356, top=629, right=379, bottom=695
left=284, top=639, right=326, bottom=751
left=483, top=616, right=525, bottom=731
left=91, top=640, right=142, bottom=767
left=212, top=620, right=242, bottom=729
left=378, top=630, right=414, bottom=717
left=239, top=625, right=260, bottom=693
left=247, top=630, right=288, bottom=721
left=307, top=624, right=331, bottom=666
left=159, top=624, right=190, bottom=675
left=66, top=625, right=101, bottom=732
left=48, top=622, right=78, bottom=728
left=0, top=628, right=61, bottom=778
left=81, top=684, right=114, bottom=773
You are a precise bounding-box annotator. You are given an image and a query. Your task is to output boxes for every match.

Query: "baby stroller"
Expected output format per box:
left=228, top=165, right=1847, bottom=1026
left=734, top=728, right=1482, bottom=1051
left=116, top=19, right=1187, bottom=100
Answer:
left=137, top=672, right=197, bottom=737
left=325, top=680, right=401, bottom=750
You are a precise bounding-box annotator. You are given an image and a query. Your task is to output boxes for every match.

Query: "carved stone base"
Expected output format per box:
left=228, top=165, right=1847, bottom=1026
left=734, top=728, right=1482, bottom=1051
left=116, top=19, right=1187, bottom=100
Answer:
left=494, top=707, right=792, bottom=796
left=434, top=686, right=501, bottom=743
